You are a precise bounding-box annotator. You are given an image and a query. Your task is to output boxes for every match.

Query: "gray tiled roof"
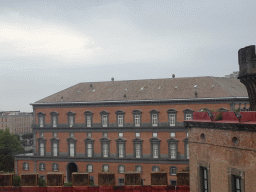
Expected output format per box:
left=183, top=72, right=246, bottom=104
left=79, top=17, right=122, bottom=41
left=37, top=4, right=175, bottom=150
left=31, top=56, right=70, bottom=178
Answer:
left=35, top=76, right=248, bottom=103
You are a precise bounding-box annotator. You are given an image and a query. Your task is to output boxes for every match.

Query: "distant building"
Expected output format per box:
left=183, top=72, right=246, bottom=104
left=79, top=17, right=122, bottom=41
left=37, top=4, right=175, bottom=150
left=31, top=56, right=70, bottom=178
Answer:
left=0, top=111, right=33, bottom=135
left=224, top=71, right=239, bottom=78
left=15, top=76, right=248, bottom=185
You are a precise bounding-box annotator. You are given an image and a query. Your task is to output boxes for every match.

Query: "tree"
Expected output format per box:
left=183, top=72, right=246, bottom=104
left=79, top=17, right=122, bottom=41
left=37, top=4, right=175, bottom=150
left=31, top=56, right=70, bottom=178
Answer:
left=0, top=128, right=24, bottom=172
left=21, top=133, right=33, bottom=140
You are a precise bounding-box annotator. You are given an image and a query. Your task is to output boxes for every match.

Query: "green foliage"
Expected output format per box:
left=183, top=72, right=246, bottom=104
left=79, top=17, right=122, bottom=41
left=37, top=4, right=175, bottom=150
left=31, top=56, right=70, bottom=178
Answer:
left=38, top=177, right=46, bottom=186
left=64, top=182, right=72, bottom=186
left=0, top=129, right=24, bottom=172
left=234, top=108, right=240, bottom=112
left=215, top=112, right=223, bottom=121
left=89, top=181, right=94, bottom=186
left=13, top=176, right=21, bottom=186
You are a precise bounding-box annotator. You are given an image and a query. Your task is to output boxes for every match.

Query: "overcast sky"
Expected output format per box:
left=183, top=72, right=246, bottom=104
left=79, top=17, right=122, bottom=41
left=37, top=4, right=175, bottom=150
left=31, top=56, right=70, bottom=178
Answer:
left=0, top=0, right=255, bottom=112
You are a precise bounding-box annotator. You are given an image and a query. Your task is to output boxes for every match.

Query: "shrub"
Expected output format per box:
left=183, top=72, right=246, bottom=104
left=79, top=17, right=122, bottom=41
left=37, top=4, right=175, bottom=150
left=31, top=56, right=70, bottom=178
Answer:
left=38, top=177, right=46, bottom=186
left=64, top=182, right=72, bottom=187
left=215, top=112, right=222, bottom=120
left=13, top=176, right=21, bottom=186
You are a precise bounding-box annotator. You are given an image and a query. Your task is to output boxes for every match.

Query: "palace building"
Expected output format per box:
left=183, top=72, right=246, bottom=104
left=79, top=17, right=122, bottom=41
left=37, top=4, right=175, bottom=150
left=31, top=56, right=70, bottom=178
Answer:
left=15, top=76, right=248, bottom=186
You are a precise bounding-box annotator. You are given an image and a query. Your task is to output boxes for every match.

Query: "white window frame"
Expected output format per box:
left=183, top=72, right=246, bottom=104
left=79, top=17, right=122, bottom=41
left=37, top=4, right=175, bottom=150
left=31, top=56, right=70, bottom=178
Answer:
left=52, top=116, right=57, bottom=127
left=119, top=165, right=125, bottom=173
left=53, top=163, right=58, bottom=171
left=39, top=116, right=44, bottom=127
left=153, top=133, right=158, bottom=138
left=70, top=143, right=75, bottom=157
left=102, top=115, right=108, bottom=127
left=86, top=116, right=92, bottom=127
left=135, top=144, right=141, bottom=158
left=185, top=114, right=192, bottom=120
left=135, top=133, right=140, bottom=138
left=40, top=163, right=45, bottom=171
left=170, top=132, right=176, bottom=138
left=152, top=114, right=158, bottom=126
left=170, top=167, right=177, bottom=175
left=53, top=143, right=58, bottom=157
left=169, top=114, right=175, bottom=126
left=135, top=115, right=140, bottom=127
left=103, top=143, right=108, bottom=158
left=118, top=115, right=123, bottom=127
left=69, top=116, right=74, bottom=127
left=136, top=166, right=142, bottom=172
left=87, top=143, right=92, bottom=157
left=87, top=133, right=92, bottom=138
left=186, top=143, right=189, bottom=159
left=103, top=165, right=109, bottom=172
left=103, top=133, right=108, bottom=138
left=118, top=133, right=123, bottom=138
left=119, top=143, right=124, bottom=158
left=40, top=143, right=44, bottom=157
left=88, top=164, right=93, bottom=173
left=153, top=143, right=158, bottom=158
left=153, top=166, right=159, bottom=172
left=170, top=143, right=176, bottom=159
left=24, top=163, right=29, bottom=171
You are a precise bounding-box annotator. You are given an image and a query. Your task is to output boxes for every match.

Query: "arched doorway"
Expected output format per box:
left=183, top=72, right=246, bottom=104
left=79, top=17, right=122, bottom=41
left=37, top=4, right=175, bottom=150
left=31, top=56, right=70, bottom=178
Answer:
left=67, top=162, right=78, bottom=182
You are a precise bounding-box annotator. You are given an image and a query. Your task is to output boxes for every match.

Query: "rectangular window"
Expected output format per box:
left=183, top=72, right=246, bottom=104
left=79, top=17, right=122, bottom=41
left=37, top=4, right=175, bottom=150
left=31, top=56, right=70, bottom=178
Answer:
left=118, top=115, right=123, bottom=127
left=153, top=133, right=158, bottom=138
left=103, top=143, right=108, bottom=157
left=103, top=165, right=109, bottom=172
left=69, top=116, right=74, bottom=127
left=135, top=115, right=140, bottom=127
left=152, top=114, right=158, bottom=126
left=53, top=164, right=58, bottom=171
left=24, top=163, right=29, bottom=170
left=118, top=133, right=123, bottom=138
left=135, top=144, right=141, bottom=158
left=185, top=114, right=192, bottom=120
left=40, top=133, right=44, bottom=137
left=40, top=143, right=44, bottom=156
left=103, top=133, right=108, bottom=138
left=169, top=114, right=175, bottom=126
left=136, top=166, right=142, bottom=172
left=70, top=143, right=75, bottom=157
left=70, top=133, right=74, bottom=137
left=88, top=165, right=93, bottom=173
left=119, top=143, right=124, bottom=158
left=87, top=143, right=92, bottom=157
left=232, top=175, right=242, bottom=192
left=119, top=166, right=124, bottom=173
left=39, top=116, right=44, bottom=127
left=153, top=144, right=158, bottom=158
left=87, top=116, right=92, bottom=127
left=102, top=115, right=108, bottom=127
left=200, top=167, right=208, bottom=192
left=186, top=144, right=189, bottom=159
left=118, top=178, right=124, bottom=186
left=170, top=132, right=176, bottom=137
left=53, top=143, right=58, bottom=156
left=135, top=133, right=140, bottom=138
left=52, top=116, right=57, bottom=127
left=40, top=164, right=45, bottom=171
left=53, top=133, right=57, bottom=138
left=170, top=144, right=176, bottom=159
left=87, top=133, right=92, bottom=138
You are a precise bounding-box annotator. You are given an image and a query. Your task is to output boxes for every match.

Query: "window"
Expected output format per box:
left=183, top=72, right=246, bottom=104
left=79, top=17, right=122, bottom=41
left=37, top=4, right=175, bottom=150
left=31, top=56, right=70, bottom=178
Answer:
left=135, top=115, right=140, bottom=127
left=186, top=143, right=189, bottom=159
left=39, top=163, right=45, bottom=171
left=232, top=175, right=242, bottom=192
left=135, top=133, right=140, bottom=138
left=167, top=109, right=177, bottom=127
left=152, top=165, right=159, bottom=172
left=70, top=143, right=75, bottom=157
left=70, top=133, right=74, bottom=137
left=183, top=109, right=194, bottom=120
left=118, top=133, right=123, bottom=138
left=118, top=165, right=125, bottom=173
left=200, top=167, right=208, bottom=192
left=87, top=143, right=93, bottom=157
left=52, top=163, right=59, bottom=171
left=170, top=166, right=177, bottom=175
left=23, top=163, right=29, bottom=171
left=132, top=110, right=142, bottom=127
left=100, top=111, right=109, bottom=127
left=87, top=164, right=93, bottom=173
left=53, top=132, right=57, bottom=138
left=100, top=137, right=110, bottom=158
left=50, top=112, right=59, bottom=128
left=135, top=165, right=142, bottom=173
left=40, top=143, right=45, bottom=157
left=84, top=111, right=93, bottom=128
left=152, top=143, right=159, bottom=158
left=135, top=143, right=141, bottom=158
left=118, top=178, right=124, bottom=186
left=53, top=143, right=58, bottom=156
left=103, top=164, right=109, bottom=172
left=85, top=138, right=94, bottom=158
left=115, top=110, right=125, bottom=127
left=40, top=132, right=44, bottom=137
left=38, top=112, right=45, bottom=128
left=153, top=133, right=158, bottom=138
left=167, top=138, right=178, bottom=159
left=118, top=143, right=124, bottom=158
left=103, top=133, right=108, bottom=138
left=170, top=132, right=176, bottom=137
left=67, top=138, right=76, bottom=157
left=102, top=143, right=108, bottom=157
left=87, top=133, right=92, bottom=138
left=169, top=114, right=176, bottom=126
left=152, top=114, right=158, bottom=126
left=67, top=111, right=75, bottom=127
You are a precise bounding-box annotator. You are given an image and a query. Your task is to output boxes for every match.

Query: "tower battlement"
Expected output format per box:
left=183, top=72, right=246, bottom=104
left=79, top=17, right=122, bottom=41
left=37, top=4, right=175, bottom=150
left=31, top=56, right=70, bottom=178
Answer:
left=238, top=45, right=256, bottom=77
